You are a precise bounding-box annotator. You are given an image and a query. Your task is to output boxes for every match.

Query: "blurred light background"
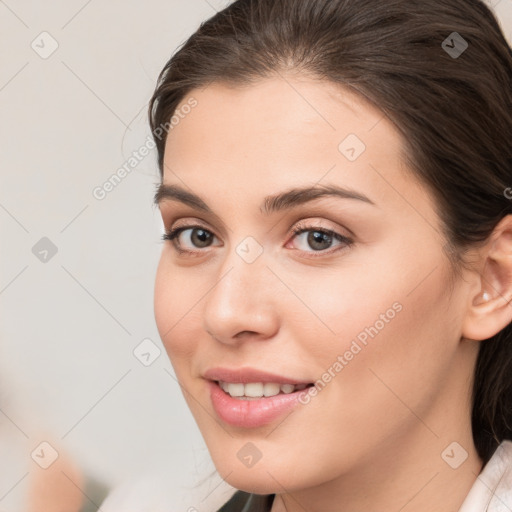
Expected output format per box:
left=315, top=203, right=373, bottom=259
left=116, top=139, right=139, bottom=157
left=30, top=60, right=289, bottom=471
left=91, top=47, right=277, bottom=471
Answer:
left=0, top=1, right=511, bottom=511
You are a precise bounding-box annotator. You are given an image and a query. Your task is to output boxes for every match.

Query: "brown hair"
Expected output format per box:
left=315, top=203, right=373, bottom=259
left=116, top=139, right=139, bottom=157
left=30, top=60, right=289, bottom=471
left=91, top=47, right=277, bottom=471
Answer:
left=148, top=0, right=512, bottom=465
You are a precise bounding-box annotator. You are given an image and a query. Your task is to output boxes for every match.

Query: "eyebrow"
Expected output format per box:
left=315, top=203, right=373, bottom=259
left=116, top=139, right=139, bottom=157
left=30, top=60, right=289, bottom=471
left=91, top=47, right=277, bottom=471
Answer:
left=154, top=183, right=376, bottom=215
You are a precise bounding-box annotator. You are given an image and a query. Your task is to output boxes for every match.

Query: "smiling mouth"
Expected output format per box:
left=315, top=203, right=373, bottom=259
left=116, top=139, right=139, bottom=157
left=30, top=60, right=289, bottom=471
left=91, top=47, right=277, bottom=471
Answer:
left=216, top=380, right=314, bottom=400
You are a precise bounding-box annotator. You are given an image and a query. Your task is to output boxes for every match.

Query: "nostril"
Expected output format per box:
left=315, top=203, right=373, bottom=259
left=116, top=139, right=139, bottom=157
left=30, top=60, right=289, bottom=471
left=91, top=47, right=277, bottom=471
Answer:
left=234, top=331, right=260, bottom=339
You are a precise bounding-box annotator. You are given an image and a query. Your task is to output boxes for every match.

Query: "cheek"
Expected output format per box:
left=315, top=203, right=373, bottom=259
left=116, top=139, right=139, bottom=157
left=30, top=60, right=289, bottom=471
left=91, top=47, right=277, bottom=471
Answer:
left=312, top=239, right=449, bottom=343
left=281, top=257, right=405, bottom=352
left=154, top=256, right=201, bottom=364
left=295, top=243, right=456, bottom=401
left=331, top=265, right=455, bottom=417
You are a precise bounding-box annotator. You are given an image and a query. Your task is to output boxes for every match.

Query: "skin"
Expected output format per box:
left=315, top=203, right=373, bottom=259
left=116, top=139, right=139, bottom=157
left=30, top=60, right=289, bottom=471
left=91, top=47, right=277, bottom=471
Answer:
left=27, top=442, right=84, bottom=512
left=153, top=75, right=512, bottom=512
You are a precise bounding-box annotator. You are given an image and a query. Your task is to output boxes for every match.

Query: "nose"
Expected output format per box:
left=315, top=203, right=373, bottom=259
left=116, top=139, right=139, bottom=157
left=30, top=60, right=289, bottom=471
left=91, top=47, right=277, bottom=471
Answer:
left=202, top=244, right=279, bottom=345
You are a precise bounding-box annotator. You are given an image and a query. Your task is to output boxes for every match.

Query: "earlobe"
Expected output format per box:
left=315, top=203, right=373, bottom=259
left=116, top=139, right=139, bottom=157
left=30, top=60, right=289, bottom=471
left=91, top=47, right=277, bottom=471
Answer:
left=462, top=215, right=512, bottom=341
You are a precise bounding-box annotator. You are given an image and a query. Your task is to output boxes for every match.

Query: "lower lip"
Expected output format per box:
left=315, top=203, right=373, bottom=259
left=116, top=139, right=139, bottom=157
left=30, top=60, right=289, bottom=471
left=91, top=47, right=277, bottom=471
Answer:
left=208, top=380, right=308, bottom=428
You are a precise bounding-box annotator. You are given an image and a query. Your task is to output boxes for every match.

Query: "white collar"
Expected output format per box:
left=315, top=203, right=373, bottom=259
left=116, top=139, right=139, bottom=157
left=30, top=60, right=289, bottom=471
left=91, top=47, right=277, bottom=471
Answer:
left=458, top=440, right=512, bottom=512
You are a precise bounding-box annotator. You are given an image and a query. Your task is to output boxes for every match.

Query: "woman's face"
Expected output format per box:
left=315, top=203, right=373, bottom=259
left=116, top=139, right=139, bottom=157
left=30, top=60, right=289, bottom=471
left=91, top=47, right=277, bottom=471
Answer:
left=154, top=76, right=479, bottom=494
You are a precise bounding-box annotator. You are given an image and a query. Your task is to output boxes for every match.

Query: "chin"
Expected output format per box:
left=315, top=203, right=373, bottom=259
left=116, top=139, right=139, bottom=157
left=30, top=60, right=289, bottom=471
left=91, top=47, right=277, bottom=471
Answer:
left=209, top=449, right=313, bottom=495
left=220, top=470, right=285, bottom=495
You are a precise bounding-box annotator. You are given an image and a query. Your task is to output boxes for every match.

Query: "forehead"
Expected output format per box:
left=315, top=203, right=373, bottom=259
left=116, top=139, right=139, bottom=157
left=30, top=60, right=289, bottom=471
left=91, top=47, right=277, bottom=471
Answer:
left=161, top=76, right=436, bottom=224
left=164, top=76, right=393, bottom=163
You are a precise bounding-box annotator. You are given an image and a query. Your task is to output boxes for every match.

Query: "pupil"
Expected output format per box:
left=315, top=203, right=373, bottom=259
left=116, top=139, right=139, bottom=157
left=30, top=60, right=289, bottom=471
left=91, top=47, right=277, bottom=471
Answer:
left=192, top=229, right=212, bottom=247
left=308, top=231, right=331, bottom=250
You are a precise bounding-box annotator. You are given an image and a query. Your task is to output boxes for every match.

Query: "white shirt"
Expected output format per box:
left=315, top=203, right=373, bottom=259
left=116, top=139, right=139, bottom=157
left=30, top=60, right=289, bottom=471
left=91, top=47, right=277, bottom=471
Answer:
left=459, top=440, right=512, bottom=512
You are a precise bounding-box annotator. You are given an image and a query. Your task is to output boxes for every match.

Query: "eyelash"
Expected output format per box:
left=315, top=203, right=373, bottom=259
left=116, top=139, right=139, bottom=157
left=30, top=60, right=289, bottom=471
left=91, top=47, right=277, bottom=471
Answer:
left=162, top=221, right=354, bottom=258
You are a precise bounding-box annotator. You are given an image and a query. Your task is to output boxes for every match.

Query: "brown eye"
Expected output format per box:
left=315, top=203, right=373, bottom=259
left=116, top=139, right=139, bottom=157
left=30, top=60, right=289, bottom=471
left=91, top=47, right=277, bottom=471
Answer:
left=162, top=225, right=219, bottom=252
left=290, top=225, right=353, bottom=255
left=188, top=228, right=214, bottom=248
left=306, top=231, right=333, bottom=251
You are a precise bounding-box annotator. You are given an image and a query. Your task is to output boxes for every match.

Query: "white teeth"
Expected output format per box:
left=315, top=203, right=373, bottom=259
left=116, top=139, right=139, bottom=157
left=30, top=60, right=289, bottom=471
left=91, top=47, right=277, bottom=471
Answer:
left=245, top=383, right=263, bottom=397
left=219, top=381, right=308, bottom=398
left=226, top=383, right=244, bottom=397
left=263, top=383, right=281, bottom=397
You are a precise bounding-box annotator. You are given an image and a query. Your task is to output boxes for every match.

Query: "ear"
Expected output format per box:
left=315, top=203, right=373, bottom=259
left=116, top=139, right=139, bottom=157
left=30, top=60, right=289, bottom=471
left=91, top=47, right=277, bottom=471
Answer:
left=462, top=214, right=512, bottom=341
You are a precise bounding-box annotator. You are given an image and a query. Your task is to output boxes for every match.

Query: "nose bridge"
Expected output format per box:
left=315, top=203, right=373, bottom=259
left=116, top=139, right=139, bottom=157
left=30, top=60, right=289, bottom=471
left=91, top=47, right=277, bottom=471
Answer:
left=202, top=234, right=277, bottom=341
left=214, top=234, right=269, bottom=302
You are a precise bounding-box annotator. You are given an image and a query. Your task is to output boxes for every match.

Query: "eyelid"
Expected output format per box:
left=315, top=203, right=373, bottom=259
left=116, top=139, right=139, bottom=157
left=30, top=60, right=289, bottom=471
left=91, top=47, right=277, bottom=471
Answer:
left=290, top=219, right=351, bottom=238
left=158, top=206, right=229, bottom=239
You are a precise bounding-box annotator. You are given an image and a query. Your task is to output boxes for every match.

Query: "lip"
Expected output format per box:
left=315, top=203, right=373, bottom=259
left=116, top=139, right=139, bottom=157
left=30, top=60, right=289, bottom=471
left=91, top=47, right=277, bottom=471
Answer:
left=203, top=366, right=311, bottom=385
left=207, top=380, right=309, bottom=428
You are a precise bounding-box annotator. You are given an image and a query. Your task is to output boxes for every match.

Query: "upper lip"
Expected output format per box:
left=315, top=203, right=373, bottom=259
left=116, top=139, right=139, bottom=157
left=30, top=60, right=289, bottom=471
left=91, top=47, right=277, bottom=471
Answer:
left=203, top=367, right=312, bottom=385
